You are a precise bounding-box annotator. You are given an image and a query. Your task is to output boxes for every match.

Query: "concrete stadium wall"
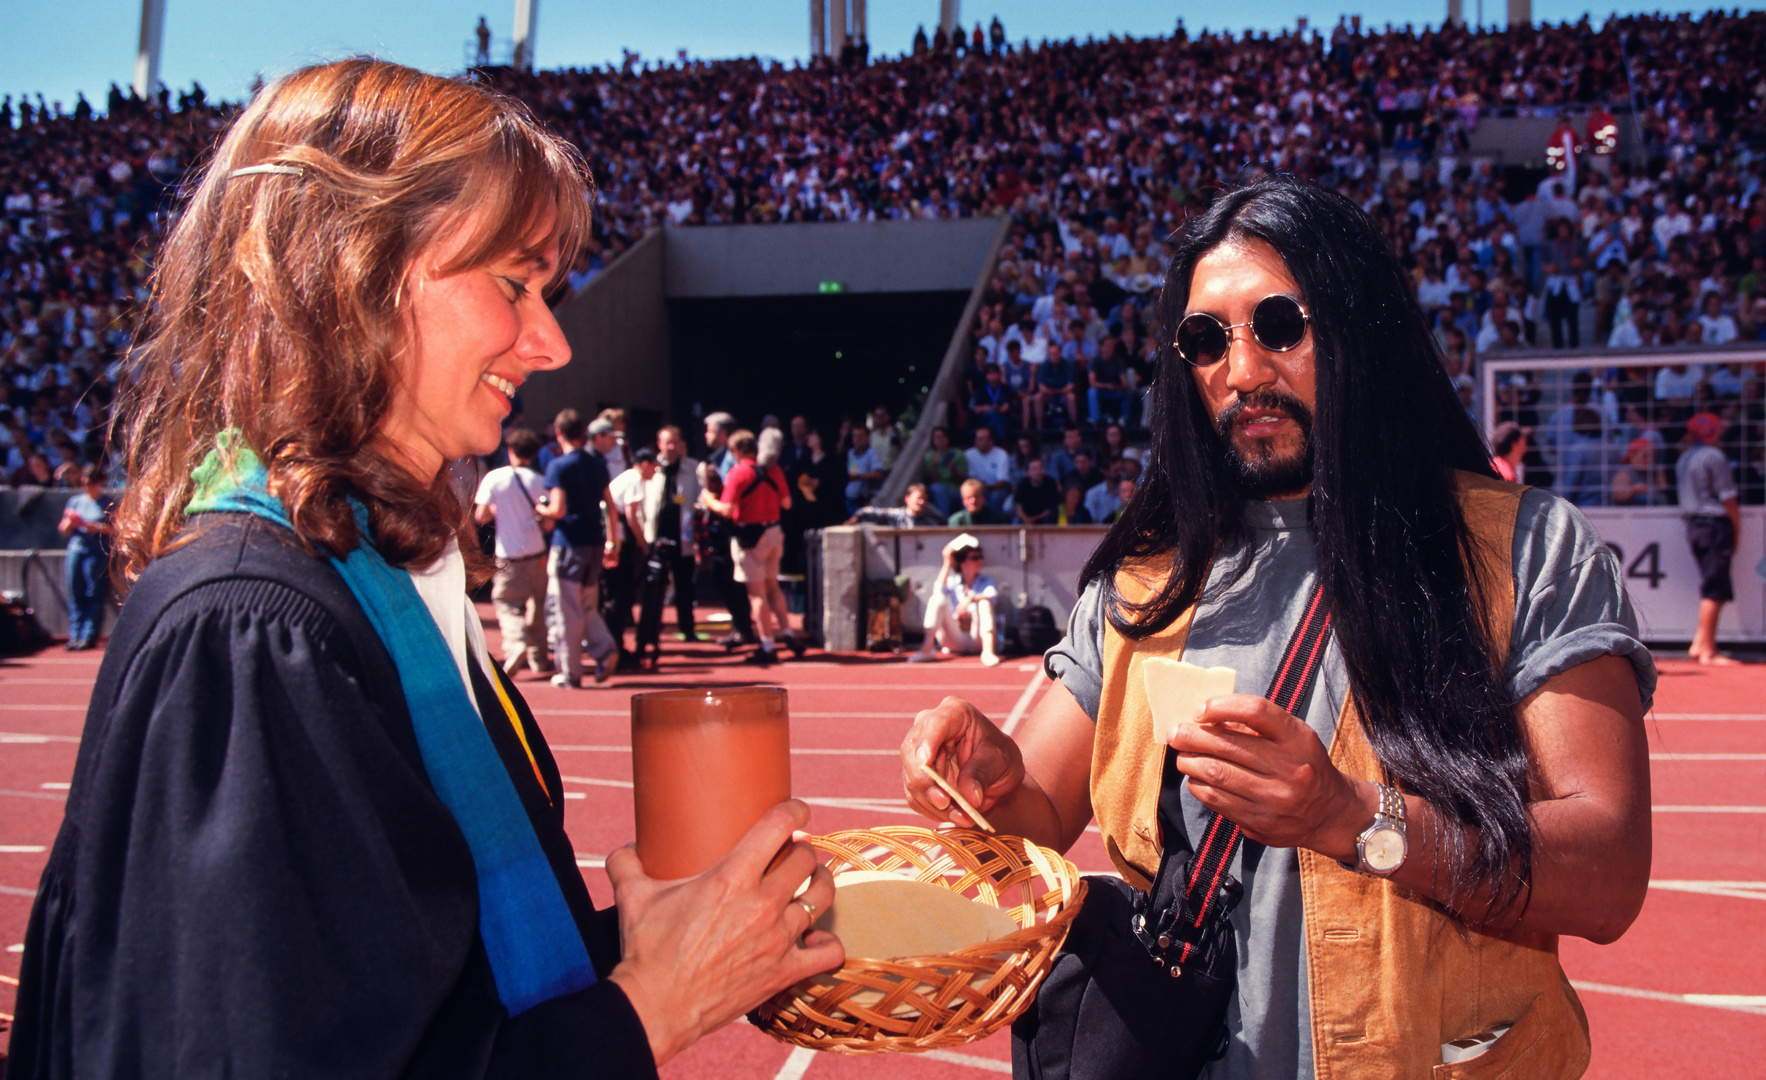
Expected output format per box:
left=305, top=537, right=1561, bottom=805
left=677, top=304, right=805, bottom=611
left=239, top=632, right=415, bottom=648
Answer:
left=818, top=524, right=1108, bottom=652
left=1464, top=111, right=1642, bottom=167
left=876, top=217, right=1013, bottom=507
left=522, top=227, right=671, bottom=431
left=817, top=499, right=1766, bottom=650
left=538, top=218, right=1008, bottom=434
left=0, top=488, right=84, bottom=549
left=0, top=549, right=116, bottom=640
left=663, top=217, right=1007, bottom=298
left=0, top=490, right=126, bottom=639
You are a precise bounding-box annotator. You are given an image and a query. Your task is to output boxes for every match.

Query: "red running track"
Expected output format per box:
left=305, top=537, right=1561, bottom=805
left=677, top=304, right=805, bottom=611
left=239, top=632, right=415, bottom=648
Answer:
left=2, top=610, right=1763, bottom=1078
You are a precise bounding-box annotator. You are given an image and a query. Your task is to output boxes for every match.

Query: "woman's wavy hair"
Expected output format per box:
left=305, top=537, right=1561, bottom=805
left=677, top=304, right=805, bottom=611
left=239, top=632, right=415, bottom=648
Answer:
left=115, top=59, right=592, bottom=586
left=1081, top=178, right=1532, bottom=919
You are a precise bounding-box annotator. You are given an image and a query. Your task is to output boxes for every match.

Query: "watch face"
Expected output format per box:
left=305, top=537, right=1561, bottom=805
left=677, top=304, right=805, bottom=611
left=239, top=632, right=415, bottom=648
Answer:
left=1364, top=826, right=1406, bottom=873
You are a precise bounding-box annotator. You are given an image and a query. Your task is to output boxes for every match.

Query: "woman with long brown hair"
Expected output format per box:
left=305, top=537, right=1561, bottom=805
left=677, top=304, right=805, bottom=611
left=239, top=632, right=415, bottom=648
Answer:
left=9, top=60, right=840, bottom=1078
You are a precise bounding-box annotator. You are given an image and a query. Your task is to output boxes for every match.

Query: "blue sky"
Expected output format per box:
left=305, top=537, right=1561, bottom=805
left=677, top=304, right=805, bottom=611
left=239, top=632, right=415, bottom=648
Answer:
left=7, top=1, right=1715, bottom=113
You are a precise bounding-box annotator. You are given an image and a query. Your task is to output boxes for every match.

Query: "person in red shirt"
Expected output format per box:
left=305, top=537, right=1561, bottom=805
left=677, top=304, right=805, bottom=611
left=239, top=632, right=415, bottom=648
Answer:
left=705, top=428, right=804, bottom=665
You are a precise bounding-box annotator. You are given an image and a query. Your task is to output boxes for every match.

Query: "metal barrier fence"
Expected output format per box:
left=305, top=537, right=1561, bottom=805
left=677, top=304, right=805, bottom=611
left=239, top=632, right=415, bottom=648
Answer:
left=1481, top=346, right=1766, bottom=641
left=1480, top=347, right=1766, bottom=509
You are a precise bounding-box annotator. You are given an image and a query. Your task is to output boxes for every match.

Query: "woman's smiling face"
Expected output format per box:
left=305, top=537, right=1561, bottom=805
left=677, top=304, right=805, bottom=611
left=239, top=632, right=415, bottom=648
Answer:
left=382, top=211, right=570, bottom=479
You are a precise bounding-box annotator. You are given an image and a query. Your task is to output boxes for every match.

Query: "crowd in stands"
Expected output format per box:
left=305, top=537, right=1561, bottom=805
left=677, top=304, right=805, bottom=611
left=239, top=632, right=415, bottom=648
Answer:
left=0, top=82, right=231, bottom=487
left=3, top=9, right=1765, bottom=518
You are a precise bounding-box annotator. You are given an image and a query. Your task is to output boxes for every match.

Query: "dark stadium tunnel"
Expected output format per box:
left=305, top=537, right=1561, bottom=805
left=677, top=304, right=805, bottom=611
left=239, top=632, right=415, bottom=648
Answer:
left=666, top=290, right=971, bottom=435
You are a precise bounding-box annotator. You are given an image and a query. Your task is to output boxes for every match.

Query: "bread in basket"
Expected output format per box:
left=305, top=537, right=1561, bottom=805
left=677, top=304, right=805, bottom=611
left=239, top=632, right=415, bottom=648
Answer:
left=753, top=824, right=1087, bottom=1053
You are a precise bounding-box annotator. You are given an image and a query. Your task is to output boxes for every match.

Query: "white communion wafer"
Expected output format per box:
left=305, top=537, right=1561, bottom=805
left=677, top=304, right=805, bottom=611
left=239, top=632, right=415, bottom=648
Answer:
left=918, top=759, right=996, bottom=832
left=1142, top=657, right=1237, bottom=744
left=813, top=877, right=1021, bottom=962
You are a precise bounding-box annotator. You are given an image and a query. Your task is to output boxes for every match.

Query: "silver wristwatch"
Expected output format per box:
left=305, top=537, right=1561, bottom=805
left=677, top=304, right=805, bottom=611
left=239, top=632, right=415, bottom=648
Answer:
left=1354, top=783, right=1408, bottom=876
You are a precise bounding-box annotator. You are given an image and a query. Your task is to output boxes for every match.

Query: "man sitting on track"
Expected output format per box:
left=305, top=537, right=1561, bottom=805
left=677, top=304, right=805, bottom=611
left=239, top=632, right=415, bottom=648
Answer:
left=902, top=178, right=1654, bottom=1078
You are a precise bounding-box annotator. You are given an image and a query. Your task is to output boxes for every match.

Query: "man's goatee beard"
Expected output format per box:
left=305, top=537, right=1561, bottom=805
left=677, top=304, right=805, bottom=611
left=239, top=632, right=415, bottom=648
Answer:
left=1215, top=389, right=1315, bottom=498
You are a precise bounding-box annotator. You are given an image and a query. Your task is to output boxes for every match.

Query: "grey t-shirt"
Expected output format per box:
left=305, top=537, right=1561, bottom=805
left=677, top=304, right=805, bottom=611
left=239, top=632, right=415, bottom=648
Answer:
left=1044, top=490, right=1655, bottom=1080
left=1676, top=443, right=1738, bottom=518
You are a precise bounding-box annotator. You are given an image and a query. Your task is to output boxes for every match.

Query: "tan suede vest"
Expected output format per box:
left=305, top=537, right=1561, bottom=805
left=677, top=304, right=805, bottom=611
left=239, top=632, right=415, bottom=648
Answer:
left=1092, top=472, right=1590, bottom=1079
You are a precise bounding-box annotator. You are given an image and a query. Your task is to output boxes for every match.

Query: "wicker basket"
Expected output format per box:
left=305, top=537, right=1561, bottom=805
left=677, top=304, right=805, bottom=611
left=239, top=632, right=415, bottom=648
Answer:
left=754, top=825, right=1087, bottom=1054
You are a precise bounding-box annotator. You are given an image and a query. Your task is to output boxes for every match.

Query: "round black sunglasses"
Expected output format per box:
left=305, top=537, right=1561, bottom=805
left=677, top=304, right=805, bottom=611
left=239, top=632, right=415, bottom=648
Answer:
left=1173, top=294, right=1310, bottom=366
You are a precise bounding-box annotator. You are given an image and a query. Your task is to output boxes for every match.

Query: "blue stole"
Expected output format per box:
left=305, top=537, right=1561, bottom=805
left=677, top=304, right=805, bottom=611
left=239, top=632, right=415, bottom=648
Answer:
left=187, top=441, right=597, bottom=1015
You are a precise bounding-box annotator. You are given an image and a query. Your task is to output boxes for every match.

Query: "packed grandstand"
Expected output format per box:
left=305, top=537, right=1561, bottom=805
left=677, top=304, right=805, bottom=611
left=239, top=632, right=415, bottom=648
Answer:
left=1, top=10, right=1763, bottom=504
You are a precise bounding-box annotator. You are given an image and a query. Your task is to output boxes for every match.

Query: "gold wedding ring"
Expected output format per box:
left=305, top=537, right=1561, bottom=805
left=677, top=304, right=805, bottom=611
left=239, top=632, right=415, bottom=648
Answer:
left=797, top=897, right=817, bottom=922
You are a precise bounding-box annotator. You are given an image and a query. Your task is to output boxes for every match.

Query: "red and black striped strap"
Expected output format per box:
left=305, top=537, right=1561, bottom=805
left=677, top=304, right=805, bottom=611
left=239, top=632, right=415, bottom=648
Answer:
left=1174, top=580, right=1332, bottom=964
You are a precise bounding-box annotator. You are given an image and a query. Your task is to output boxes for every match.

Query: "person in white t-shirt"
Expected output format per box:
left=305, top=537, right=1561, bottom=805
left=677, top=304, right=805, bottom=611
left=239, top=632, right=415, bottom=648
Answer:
left=604, top=448, right=658, bottom=669
left=1654, top=362, right=1705, bottom=403
left=1697, top=293, right=1738, bottom=346
left=964, top=427, right=1014, bottom=515
left=473, top=427, right=553, bottom=676
left=908, top=535, right=1001, bottom=666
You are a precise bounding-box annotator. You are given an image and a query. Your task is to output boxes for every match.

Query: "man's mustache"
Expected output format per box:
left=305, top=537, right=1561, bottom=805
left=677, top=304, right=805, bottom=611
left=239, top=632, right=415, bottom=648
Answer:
left=1215, top=389, right=1315, bottom=439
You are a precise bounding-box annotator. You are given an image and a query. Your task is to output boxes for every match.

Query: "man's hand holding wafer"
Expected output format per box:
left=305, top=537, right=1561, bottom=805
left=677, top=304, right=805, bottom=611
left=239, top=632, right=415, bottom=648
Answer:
left=901, top=695, right=1024, bottom=829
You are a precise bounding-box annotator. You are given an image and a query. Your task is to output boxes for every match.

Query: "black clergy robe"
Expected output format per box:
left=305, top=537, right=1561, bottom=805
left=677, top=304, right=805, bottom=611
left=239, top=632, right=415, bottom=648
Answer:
left=7, top=514, right=657, bottom=1079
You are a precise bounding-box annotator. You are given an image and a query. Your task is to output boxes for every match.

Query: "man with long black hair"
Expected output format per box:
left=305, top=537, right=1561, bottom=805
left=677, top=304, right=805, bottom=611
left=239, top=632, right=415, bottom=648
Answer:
left=902, top=179, right=1654, bottom=1078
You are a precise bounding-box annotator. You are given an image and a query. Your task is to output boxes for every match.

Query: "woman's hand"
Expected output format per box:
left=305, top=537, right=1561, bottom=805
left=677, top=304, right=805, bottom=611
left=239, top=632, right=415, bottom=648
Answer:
left=1167, top=694, right=1371, bottom=861
left=901, top=696, right=1026, bottom=828
left=605, top=800, right=843, bottom=1067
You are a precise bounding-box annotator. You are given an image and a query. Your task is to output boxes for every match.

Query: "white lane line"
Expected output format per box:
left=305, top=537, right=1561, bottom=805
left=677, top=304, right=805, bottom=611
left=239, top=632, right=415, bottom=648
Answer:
left=0, top=732, right=79, bottom=743
left=39, top=781, right=69, bottom=790
left=1650, top=753, right=1766, bottom=761
left=574, top=854, right=606, bottom=869
left=1686, top=995, right=1766, bottom=1010
left=1572, top=980, right=1766, bottom=1015
left=1, top=884, right=37, bottom=899
left=1651, top=880, right=1766, bottom=901
left=773, top=683, right=1028, bottom=692
left=6, top=943, right=23, bottom=952
left=563, top=792, right=585, bottom=800
left=1000, top=668, right=1047, bottom=737
left=0, top=789, right=64, bottom=801
left=548, top=745, right=897, bottom=756
left=1652, top=805, right=1766, bottom=813
left=801, top=797, right=919, bottom=816
left=923, top=1048, right=1013, bottom=1073
left=0, top=846, right=48, bottom=854
left=772, top=1045, right=817, bottom=1080
left=0, top=657, right=103, bottom=664
left=554, top=782, right=1109, bottom=837
left=533, top=710, right=942, bottom=720
left=528, top=684, right=1023, bottom=699
left=1650, top=713, right=1766, bottom=721
left=559, top=776, right=633, bottom=789
left=555, top=782, right=931, bottom=816
left=0, top=679, right=98, bottom=685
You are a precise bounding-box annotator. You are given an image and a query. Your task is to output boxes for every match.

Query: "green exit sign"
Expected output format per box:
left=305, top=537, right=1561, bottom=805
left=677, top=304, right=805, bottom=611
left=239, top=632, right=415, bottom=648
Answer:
left=818, top=280, right=845, bottom=294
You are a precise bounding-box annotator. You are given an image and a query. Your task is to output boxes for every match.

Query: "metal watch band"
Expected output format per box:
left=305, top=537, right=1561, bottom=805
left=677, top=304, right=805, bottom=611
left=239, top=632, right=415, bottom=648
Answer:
left=1360, top=782, right=1406, bottom=876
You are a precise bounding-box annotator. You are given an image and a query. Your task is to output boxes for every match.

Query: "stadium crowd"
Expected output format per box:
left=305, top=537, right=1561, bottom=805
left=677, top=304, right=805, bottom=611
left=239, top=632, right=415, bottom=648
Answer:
left=2, top=10, right=1764, bottom=543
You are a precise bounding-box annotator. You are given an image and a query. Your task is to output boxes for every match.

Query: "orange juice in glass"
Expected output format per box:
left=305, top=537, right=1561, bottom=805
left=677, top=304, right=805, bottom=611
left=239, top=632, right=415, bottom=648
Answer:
left=630, top=686, right=791, bottom=879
